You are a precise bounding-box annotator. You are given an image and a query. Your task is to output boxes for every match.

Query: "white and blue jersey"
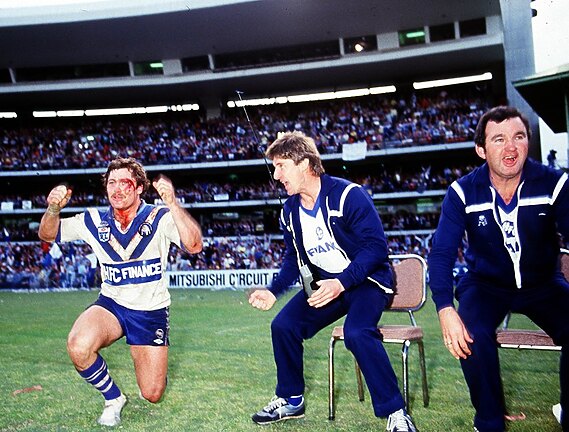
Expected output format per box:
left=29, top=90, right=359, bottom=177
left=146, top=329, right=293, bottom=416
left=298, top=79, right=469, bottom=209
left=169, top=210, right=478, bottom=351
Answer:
left=299, top=196, right=351, bottom=275
left=56, top=201, right=181, bottom=311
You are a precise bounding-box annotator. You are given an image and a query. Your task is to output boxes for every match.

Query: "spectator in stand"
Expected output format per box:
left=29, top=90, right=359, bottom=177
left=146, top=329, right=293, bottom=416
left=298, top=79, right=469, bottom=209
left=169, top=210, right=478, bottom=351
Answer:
left=76, top=258, right=89, bottom=289
left=64, top=258, right=76, bottom=288
left=548, top=149, right=558, bottom=169
left=85, top=251, right=98, bottom=288
left=452, top=248, right=468, bottom=285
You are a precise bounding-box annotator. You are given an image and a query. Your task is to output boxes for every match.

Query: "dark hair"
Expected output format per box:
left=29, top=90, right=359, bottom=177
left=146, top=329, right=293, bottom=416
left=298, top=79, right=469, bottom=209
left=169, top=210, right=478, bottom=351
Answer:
left=102, top=157, right=150, bottom=193
left=265, top=131, right=325, bottom=176
left=474, top=106, right=531, bottom=149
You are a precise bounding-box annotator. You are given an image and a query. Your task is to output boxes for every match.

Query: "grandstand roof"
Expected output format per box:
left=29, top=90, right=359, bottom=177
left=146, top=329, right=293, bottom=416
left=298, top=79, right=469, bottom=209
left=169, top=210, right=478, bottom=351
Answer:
left=0, top=0, right=504, bottom=110
left=514, top=64, right=569, bottom=134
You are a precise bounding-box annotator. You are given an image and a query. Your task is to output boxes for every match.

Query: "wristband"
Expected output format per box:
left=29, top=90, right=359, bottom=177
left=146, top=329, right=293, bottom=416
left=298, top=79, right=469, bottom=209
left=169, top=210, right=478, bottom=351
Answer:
left=47, top=204, right=61, bottom=216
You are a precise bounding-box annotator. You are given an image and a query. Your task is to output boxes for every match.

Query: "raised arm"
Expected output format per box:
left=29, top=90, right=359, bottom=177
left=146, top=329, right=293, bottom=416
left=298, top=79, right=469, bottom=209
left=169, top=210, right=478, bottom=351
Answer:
left=152, top=175, right=203, bottom=253
left=38, top=185, right=72, bottom=242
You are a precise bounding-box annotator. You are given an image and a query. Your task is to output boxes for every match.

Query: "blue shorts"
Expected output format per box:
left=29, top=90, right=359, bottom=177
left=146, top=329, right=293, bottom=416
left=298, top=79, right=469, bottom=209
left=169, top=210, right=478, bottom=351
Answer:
left=91, top=294, right=170, bottom=346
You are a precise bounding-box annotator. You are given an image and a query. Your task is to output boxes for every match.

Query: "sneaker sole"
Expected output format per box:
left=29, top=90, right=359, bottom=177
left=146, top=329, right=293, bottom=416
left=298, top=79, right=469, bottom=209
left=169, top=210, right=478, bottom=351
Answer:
left=252, top=413, right=305, bottom=425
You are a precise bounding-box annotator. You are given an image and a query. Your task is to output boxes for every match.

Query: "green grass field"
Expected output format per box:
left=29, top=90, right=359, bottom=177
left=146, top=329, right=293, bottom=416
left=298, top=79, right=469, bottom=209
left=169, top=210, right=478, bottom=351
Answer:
left=0, top=289, right=562, bottom=431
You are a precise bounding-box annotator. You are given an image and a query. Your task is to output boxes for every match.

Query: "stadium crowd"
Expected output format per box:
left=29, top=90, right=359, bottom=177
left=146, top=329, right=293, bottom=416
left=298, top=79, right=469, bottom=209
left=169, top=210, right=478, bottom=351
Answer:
left=0, top=233, right=430, bottom=289
left=0, top=164, right=474, bottom=210
left=0, top=209, right=440, bottom=242
left=0, top=90, right=489, bottom=171
left=0, top=88, right=493, bottom=289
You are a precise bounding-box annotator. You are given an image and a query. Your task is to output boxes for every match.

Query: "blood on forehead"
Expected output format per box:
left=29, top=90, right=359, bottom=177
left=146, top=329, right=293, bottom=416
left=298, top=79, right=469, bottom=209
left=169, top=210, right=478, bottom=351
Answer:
left=118, top=178, right=136, bottom=190
left=107, top=173, right=137, bottom=191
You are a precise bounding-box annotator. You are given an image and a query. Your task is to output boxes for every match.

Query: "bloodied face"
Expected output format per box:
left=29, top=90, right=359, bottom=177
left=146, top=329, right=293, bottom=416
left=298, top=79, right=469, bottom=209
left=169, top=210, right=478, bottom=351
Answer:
left=106, top=168, right=143, bottom=211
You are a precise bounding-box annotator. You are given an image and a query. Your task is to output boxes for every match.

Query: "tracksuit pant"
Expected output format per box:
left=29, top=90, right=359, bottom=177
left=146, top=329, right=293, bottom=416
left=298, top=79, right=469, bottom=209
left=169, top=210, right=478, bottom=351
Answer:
left=456, top=273, right=569, bottom=432
left=271, top=281, right=405, bottom=417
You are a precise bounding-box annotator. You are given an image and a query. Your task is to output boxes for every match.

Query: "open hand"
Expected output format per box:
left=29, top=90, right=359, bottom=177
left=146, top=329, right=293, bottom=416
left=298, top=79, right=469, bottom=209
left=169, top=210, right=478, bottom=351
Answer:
left=248, top=288, right=277, bottom=311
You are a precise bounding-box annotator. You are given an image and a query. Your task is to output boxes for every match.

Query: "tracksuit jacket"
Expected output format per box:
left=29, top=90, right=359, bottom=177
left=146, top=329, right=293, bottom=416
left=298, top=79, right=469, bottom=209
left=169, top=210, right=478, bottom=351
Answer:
left=268, top=174, right=394, bottom=297
left=429, top=158, right=569, bottom=311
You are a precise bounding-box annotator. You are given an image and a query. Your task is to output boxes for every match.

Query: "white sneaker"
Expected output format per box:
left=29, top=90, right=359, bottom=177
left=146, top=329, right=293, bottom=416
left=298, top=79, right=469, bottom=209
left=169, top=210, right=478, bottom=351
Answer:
left=552, top=403, right=562, bottom=424
left=97, top=393, right=127, bottom=427
left=386, top=408, right=417, bottom=432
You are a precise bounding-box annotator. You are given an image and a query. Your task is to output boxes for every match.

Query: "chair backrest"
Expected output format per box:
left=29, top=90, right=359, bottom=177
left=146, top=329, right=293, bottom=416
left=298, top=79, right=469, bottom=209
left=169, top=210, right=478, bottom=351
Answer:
left=388, top=253, right=427, bottom=312
left=560, top=248, right=569, bottom=280
left=501, top=248, right=569, bottom=331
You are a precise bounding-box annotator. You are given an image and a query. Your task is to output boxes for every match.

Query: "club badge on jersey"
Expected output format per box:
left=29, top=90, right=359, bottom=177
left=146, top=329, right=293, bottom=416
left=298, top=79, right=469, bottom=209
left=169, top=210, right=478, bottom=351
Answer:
left=138, top=222, right=153, bottom=237
left=98, top=221, right=111, bottom=242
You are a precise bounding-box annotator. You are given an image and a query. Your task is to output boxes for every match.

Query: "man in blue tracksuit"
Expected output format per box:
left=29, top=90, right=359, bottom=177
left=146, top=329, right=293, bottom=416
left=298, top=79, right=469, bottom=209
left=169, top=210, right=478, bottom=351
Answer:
left=429, top=106, right=569, bottom=432
left=248, top=131, right=417, bottom=432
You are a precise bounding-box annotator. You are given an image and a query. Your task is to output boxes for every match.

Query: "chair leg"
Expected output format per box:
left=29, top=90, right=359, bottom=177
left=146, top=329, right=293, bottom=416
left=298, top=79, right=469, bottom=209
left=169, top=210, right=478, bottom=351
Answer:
left=417, top=339, right=429, bottom=407
left=402, top=340, right=410, bottom=412
left=328, top=338, right=337, bottom=420
left=354, top=360, right=365, bottom=401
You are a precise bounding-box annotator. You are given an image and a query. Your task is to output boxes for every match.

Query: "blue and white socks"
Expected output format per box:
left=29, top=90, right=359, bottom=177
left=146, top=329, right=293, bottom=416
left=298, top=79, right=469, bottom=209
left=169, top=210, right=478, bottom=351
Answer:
left=78, top=354, right=121, bottom=401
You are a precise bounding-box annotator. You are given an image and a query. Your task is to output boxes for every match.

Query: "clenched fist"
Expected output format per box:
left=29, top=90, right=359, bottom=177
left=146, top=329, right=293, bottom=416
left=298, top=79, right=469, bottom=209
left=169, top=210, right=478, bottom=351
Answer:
left=47, top=184, right=72, bottom=210
left=152, top=175, right=177, bottom=207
